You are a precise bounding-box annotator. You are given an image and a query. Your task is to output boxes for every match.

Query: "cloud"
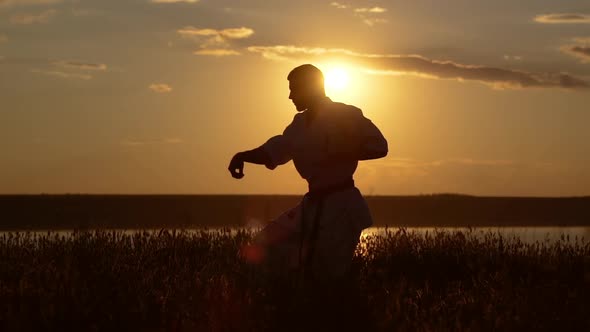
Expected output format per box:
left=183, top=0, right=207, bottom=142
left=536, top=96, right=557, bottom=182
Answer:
left=177, top=26, right=254, bottom=39
left=0, top=0, right=63, bottom=8
left=247, top=45, right=589, bottom=89
left=534, top=13, right=590, bottom=24
left=150, top=0, right=199, bottom=3
left=10, top=9, right=56, bottom=24
left=0, top=56, right=109, bottom=71
left=561, top=37, right=590, bottom=63
left=29, top=60, right=108, bottom=80
left=330, top=2, right=348, bottom=9
left=30, top=69, right=92, bottom=80
left=330, top=2, right=388, bottom=26
left=503, top=55, right=523, bottom=61
left=177, top=26, right=254, bottom=56
left=330, top=3, right=386, bottom=13
left=562, top=46, right=590, bottom=63
left=247, top=45, right=356, bottom=61
left=193, top=49, right=240, bottom=56
left=121, top=138, right=184, bottom=147
left=354, top=7, right=387, bottom=14
left=53, top=60, right=107, bottom=71
left=360, top=17, right=388, bottom=27
left=148, top=83, right=172, bottom=93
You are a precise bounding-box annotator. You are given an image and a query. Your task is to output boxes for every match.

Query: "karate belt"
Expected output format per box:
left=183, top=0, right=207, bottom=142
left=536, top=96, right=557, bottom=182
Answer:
left=298, top=178, right=355, bottom=278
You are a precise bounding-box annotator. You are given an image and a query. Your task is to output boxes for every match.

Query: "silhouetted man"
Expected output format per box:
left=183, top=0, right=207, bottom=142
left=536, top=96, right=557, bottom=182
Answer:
left=228, top=64, right=388, bottom=281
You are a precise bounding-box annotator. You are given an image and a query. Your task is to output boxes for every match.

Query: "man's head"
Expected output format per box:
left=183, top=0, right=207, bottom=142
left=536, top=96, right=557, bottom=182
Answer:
left=287, top=64, right=326, bottom=112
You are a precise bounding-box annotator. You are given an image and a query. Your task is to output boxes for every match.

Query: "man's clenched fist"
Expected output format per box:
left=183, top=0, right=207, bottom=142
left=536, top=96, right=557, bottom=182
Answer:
left=228, top=153, right=245, bottom=179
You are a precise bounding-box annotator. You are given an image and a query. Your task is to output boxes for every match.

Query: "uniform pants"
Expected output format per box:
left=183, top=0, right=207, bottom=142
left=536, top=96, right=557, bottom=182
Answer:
left=248, top=187, right=373, bottom=279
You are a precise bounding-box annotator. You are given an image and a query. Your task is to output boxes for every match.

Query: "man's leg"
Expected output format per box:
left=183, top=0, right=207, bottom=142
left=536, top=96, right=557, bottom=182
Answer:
left=241, top=202, right=303, bottom=272
left=304, top=191, right=375, bottom=330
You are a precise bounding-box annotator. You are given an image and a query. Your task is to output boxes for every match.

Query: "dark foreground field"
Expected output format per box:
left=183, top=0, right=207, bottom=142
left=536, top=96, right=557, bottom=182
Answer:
left=1, top=229, right=589, bottom=331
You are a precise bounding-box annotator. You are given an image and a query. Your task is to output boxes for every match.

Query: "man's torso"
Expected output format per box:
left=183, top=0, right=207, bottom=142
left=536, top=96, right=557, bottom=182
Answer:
left=289, top=99, right=362, bottom=190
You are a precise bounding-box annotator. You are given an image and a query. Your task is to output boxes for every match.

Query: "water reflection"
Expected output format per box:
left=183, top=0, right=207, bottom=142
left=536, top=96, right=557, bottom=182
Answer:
left=361, top=227, right=590, bottom=244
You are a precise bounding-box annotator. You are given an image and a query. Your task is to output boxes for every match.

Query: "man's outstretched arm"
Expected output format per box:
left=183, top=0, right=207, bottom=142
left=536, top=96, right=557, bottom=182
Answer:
left=228, top=114, right=299, bottom=179
left=228, top=147, right=273, bottom=179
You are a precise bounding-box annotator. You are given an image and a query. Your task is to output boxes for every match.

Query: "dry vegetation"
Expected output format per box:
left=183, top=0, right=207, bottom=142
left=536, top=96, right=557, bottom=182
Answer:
left=1, top=228, right=589, bottom=331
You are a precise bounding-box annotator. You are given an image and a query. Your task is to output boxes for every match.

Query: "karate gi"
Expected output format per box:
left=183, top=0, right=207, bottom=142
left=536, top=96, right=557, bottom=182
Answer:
left=251, top=97, right=388, bottom=279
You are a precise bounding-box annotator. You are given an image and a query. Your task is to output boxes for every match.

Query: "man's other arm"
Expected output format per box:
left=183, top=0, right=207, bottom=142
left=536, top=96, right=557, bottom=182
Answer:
left=324, top=110, right=388, bottom=163
left=357, top=115, right=388, bottom=160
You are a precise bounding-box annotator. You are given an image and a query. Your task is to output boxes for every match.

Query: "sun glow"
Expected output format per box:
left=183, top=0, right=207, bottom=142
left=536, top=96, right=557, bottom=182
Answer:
left=324, top=67, right=350, bottom=92
left=318, top=63, right=367, bottom=104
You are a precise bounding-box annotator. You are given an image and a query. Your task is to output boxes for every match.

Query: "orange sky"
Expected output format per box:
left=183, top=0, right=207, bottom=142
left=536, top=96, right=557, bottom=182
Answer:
left=1, top=0, right=590, bottom=196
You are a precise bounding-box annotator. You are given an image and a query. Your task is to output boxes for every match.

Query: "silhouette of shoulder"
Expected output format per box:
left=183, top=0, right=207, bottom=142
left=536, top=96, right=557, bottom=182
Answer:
left=330, top=101, right=364, bottom=115
left=292, top=112, right=305, bottom=122
left=282, top=112, right=304, bottom=136
left=326, top=102, right=368, bottom=126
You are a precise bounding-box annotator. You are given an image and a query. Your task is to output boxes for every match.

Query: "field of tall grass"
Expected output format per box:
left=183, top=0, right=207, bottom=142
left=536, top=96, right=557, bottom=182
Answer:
left=1, top=228, right=589, bottom=331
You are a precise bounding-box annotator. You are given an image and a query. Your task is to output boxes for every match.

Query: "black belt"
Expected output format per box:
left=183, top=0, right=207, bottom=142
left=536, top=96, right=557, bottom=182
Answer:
left=307, top=178, right=355, bottom=199
left=299, top=178, right=355, bottom=279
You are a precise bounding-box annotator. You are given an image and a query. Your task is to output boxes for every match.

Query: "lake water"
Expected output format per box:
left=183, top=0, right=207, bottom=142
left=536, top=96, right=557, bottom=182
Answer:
left=2, top=227, right=589, bottom=244
left=361, top=227, right=590, bottom=244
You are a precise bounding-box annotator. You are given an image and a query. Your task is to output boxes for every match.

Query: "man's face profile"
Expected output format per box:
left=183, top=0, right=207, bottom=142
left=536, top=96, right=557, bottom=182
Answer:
left=288, top=79, right=310, bottom=112
left=287, top=64, right=326, bottom=112
left=289, top=79, right=321, bottom=112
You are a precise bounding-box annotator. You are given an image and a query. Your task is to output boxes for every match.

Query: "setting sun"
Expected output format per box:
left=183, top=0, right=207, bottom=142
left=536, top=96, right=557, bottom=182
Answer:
left=324, top=67, right=350, bottom=92
left=317, top=64, right=372, bottom=107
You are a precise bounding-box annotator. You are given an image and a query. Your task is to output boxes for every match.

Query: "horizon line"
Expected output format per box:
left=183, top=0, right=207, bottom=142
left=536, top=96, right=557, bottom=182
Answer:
left=1, top=193, right=589, bottom=199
